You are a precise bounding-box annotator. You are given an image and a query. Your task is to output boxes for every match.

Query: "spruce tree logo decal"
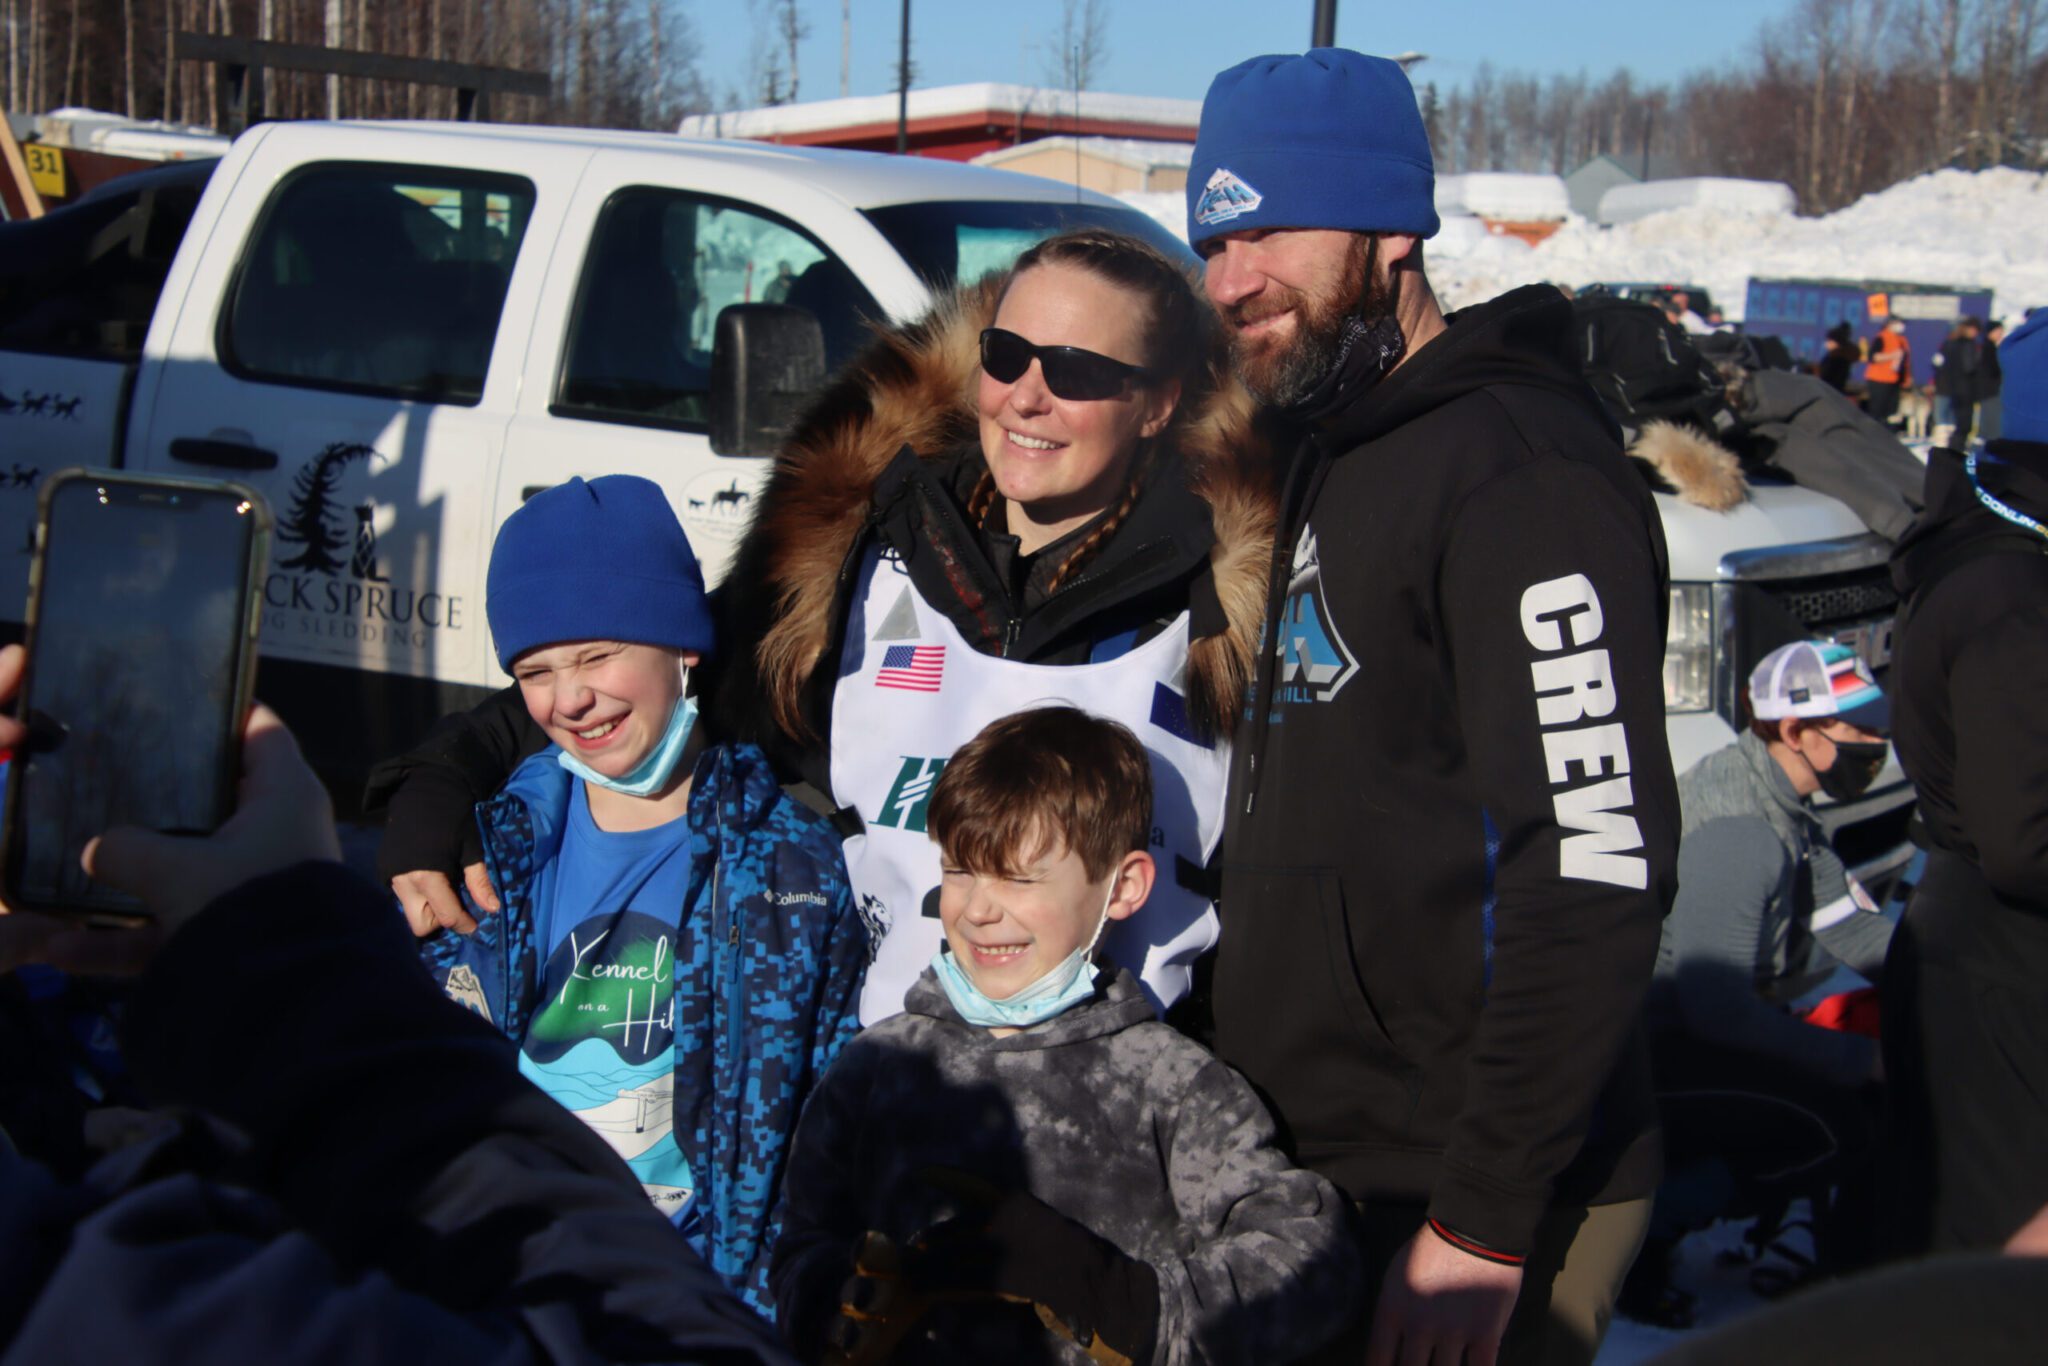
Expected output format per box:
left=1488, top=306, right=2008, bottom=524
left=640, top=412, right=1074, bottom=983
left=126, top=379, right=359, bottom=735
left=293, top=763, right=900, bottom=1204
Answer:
left=277, top=442, right=382, bottom=577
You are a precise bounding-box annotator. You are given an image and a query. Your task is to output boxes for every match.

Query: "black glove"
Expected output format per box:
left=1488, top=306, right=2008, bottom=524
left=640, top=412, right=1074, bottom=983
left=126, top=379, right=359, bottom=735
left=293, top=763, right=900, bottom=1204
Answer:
left=900, top=1168, right=1159, bottom=1366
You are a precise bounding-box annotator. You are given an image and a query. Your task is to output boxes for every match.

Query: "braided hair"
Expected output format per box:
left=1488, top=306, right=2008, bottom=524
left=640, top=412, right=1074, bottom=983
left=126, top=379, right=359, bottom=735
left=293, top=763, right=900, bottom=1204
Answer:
left=978, top=229, right=1212, bottom=594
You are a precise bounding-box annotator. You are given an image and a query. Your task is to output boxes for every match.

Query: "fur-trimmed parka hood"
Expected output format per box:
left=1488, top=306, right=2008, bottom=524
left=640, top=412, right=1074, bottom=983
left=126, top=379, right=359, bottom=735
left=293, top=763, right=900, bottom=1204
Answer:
left=714, top=272, right=1284, bottom=749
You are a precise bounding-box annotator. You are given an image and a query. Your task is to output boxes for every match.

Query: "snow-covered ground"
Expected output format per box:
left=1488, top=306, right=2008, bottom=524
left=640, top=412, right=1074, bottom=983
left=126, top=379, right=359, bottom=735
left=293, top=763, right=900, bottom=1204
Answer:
left=1122, top=167, right=2048, bottom=324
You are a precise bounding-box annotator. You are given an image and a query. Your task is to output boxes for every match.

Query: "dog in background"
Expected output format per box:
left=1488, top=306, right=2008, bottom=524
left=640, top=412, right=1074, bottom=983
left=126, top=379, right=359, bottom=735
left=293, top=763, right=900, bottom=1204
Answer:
left=1899, top=383, right=1934, bottom=441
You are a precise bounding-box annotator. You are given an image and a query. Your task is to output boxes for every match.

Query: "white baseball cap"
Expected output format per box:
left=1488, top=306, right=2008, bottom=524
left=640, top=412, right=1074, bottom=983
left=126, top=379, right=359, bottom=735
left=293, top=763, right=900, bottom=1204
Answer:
left=1748, top=640, right=1889, bottom=733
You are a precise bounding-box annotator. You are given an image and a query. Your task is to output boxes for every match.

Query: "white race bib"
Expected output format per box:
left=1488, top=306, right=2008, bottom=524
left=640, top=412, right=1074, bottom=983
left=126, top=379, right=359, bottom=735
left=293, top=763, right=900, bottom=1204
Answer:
left=830, top=545, right=1228, bottom=1023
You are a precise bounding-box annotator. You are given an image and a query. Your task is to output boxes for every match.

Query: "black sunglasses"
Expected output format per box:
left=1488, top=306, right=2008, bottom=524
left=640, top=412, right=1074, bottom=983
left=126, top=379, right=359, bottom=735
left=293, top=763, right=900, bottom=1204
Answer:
left=979, top=328, right=1151, bottom=401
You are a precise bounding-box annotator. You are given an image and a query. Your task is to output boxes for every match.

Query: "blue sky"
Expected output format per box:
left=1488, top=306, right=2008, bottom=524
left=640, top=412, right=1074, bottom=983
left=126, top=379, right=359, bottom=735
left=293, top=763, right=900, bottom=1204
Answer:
left=696, top=0, right=1799, bottom=108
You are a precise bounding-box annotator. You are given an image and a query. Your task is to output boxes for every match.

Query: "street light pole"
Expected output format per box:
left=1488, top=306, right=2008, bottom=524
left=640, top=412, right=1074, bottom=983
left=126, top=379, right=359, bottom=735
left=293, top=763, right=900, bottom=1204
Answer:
left=1312, top=0, right=1337, bottom=47
left=896, top=0, right=911, bottom=154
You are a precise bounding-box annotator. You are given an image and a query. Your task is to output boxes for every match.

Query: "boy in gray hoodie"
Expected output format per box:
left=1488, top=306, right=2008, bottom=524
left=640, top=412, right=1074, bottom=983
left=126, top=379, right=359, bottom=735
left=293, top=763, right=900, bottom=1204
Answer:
left=771, top=707, right=1359, bottom=1365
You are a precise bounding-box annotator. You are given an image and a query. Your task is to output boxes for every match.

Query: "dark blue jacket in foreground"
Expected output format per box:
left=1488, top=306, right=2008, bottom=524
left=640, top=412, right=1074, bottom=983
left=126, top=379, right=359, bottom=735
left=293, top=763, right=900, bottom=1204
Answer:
left=421, top=740, right=867, bottom=1316
left=0, top=863, right=792, bottom=1364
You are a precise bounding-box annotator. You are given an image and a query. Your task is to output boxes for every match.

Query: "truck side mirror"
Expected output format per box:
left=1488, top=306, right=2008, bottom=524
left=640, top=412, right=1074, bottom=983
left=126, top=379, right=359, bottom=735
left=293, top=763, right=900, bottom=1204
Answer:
left=709, top=304, right=826, bottom=457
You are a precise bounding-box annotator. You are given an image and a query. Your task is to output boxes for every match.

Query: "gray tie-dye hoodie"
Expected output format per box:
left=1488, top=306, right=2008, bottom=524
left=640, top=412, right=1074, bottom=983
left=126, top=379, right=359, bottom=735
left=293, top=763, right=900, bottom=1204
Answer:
left=771, top=965, right=1361, bottom=1364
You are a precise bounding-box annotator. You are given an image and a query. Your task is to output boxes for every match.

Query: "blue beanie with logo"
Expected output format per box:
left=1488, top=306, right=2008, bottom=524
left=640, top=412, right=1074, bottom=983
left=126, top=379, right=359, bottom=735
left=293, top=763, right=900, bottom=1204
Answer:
left=485, top=474, right=715, bottom=670
left=2000, top=310, right=2048, bottom=445
left=1187, top=48, right=1440, bottom=250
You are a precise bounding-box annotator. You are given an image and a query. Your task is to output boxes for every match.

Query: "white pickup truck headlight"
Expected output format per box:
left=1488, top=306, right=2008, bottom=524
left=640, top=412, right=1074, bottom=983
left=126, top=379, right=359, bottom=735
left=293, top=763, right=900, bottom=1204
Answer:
left=1664, top=583, right=1715, bottom=713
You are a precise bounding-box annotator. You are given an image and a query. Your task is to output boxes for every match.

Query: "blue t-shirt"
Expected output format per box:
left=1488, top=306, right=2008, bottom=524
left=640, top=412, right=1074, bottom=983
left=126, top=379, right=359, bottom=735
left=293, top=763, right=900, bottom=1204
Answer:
left=517, top=780, right=706, bottom=1235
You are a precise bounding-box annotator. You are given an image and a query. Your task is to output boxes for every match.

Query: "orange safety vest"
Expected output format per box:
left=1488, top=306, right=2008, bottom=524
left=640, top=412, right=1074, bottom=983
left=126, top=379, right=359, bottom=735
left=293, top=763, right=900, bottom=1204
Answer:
left=1866, top=331, right=1911, bottom=386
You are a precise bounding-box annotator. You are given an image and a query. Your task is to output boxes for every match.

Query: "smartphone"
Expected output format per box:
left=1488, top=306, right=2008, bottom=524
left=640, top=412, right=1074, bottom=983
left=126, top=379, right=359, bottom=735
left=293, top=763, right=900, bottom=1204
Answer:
left=1, top=470, right=272, bottom=916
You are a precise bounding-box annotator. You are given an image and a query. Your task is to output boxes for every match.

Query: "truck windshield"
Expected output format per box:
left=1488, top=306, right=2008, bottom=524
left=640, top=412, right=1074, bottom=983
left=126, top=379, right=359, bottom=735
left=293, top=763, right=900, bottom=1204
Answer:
left=861, top=200, right=1196, bottom=292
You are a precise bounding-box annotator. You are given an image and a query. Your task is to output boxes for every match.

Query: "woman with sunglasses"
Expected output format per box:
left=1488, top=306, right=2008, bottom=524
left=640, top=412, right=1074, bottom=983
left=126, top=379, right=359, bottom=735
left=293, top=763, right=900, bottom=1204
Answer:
left=715, top=228, right=1279, bottom=1022
left=370, top=230, right=1279, bottom=1025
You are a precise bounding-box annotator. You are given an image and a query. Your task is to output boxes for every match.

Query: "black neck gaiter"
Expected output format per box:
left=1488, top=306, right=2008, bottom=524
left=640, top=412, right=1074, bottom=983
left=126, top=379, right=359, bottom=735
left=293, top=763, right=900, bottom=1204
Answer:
left=1285, top=312, right=1408, bottom=426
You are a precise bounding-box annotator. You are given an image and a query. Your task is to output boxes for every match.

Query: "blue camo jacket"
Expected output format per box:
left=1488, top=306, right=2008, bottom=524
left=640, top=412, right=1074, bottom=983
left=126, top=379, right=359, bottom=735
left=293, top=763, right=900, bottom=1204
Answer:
left=420, top=739, right=867, bottom=1318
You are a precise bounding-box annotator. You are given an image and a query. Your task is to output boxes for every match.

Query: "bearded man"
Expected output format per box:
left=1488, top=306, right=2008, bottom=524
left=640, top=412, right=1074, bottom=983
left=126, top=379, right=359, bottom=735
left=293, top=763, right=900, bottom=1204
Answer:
left=1187, top=50, right=1681, bottom=1366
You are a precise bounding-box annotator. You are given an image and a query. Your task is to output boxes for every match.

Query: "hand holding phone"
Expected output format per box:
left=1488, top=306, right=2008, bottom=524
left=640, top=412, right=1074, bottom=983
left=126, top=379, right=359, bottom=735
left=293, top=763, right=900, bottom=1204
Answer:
left=84, top=700, right=341, bottom=925
left=0, top=640, right=341, bottom=974
left=3, top=471, right=272, bottom=916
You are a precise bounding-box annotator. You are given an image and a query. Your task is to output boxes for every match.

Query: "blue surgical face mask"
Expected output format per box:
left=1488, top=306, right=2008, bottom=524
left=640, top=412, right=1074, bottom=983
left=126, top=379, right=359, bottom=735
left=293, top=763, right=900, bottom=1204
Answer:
left=557, top=663, right=698, bottom=797
left=932, top=878, right=1116, bottom=1030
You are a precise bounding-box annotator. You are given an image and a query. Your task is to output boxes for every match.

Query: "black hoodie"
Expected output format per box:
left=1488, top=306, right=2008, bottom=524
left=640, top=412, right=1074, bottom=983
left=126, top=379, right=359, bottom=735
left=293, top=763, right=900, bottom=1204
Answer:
left=1888, top=442, right=2048, bottom=927
left=1212, top=285, right=1680, bottom=1257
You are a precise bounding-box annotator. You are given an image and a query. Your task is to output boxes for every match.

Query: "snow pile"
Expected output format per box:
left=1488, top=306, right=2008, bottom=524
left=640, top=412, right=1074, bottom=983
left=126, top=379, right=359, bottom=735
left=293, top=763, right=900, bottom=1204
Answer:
left=1115, top=189, right=1187, bottom=240
left=1437, top=172, right=1570, bottom=221
left=1431, top=166, right=2048, bottom=321
left=1598, top=177, right=1796, bottom=224
left=1434, top=213, right=1536, bottom=261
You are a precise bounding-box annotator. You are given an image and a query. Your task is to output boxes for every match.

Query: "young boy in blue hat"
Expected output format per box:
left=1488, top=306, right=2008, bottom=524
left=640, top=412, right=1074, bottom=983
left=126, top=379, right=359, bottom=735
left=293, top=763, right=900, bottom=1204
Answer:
left=419, top=474, right=867, bottom=1318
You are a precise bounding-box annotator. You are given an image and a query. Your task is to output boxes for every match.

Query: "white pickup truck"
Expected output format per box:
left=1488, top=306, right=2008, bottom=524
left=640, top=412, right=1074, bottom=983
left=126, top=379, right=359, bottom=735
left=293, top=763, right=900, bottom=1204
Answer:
left=0, top=118, right=1916, bottom=882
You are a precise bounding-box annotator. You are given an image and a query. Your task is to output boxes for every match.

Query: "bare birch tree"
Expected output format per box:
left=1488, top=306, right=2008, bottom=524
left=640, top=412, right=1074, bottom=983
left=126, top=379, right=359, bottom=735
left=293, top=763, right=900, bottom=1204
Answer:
left=1043, top=0, right=1109, bottom=92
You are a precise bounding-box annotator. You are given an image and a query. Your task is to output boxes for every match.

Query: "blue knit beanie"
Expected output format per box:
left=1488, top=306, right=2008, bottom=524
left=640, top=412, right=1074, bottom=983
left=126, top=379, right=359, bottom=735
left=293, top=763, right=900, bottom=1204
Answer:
left=2000, top=310, right=2048, bottom=445
left=1187, top=48, right=1440, bottom=250
left=485, top=475, right=715, bottom=671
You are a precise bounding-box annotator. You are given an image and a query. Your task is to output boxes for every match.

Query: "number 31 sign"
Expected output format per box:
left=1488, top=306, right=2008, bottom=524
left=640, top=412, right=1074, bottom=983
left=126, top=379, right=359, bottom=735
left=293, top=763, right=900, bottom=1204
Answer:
left=24, top=143, right=67, bottom=199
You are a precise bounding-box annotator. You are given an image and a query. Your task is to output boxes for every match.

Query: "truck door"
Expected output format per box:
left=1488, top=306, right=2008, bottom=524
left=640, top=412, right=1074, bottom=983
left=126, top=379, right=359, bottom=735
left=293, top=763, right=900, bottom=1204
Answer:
left=496, top=176, right=883, bottom=602
left=0, top=167, right=205, bottom=622
left=129, top=152, right=549, bottom=695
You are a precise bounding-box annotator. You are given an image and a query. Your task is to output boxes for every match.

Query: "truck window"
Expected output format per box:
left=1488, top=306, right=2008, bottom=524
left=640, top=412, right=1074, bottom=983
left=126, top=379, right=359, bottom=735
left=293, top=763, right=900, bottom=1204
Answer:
left=220, top=163, right=535, bottom=405
left=554, top=186, right=879, bottom=433
left=0, top=160, right=214, bottom=362
left=860, top=200, right=1197, bottom=293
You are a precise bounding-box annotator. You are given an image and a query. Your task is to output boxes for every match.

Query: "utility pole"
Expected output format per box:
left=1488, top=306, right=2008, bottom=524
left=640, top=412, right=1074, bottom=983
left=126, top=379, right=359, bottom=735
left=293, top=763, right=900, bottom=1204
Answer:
left=841, top=0, right=851, bottom=98
left=323, top=2, right=344, bottom=116
left=896, top=0, right=910, bottom=153
left=1311, top=0, right=1337, bottom=47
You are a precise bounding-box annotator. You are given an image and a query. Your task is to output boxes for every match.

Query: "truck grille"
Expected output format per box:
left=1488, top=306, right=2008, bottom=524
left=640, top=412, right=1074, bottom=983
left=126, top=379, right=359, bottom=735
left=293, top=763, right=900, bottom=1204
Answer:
left=1715, top=536, right=1899, bottom=726
left=1756, top=569, right=1899, bottom=635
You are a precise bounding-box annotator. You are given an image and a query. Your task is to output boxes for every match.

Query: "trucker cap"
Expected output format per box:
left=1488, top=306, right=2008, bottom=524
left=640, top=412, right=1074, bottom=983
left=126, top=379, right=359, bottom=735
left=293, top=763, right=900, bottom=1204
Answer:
left=1748, top=640, right=1889, bottom=732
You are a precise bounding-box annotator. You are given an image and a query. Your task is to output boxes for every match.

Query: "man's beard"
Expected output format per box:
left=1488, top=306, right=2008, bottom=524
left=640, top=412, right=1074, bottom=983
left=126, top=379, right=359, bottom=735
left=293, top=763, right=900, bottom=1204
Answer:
left=1223, top=235, right=1394, bottom=409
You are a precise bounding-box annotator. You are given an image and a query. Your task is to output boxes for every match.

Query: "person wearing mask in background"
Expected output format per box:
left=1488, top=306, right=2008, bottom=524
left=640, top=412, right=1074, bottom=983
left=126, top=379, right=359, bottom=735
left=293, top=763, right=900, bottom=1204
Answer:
left=1864, top=318, right=1911, bottom=429
left=1626, top=641, right=1894, bottom=1318
left=1817, top=320, right=1857, bottom=393
left=1188, top=49, right=1680, bottom=1366
left=1882, top=310, right=2048, bottom=1256
left=1932, top=316, right=1981, bottom=448
left=1977, top=319, right=2005, bottom=442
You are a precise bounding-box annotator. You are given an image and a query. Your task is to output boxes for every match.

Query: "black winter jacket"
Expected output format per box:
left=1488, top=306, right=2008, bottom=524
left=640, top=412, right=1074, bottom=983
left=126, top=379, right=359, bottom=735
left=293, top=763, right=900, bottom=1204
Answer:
left=1934, top=335, right=1980, bottom=400
left=1888, top=441, right=2048, bottom=946
left=1976, top=339, right=2004, bottom=402
left=0, top=864, right=789, bottom=1363
left=1212, top=285, right=1679, bottom=1257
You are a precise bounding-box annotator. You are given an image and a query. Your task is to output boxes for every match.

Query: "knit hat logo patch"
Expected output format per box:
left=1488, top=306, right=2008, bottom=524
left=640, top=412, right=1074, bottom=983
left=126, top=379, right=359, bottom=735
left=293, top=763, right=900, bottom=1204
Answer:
left=1193, top=168, right=1263, bottom=227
